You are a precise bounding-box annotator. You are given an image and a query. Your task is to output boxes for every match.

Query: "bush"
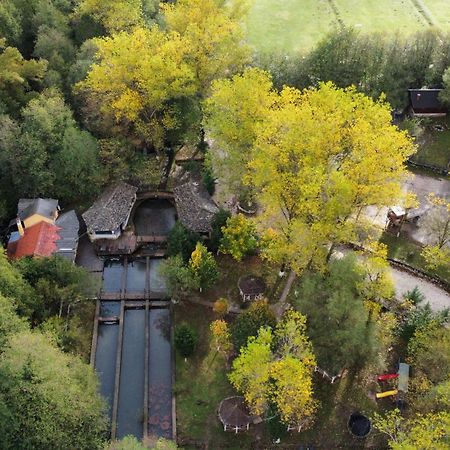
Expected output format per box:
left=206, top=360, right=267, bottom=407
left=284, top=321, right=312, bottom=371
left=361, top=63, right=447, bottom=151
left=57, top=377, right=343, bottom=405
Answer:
left=159, top=255, right=199, bottom=302
left=213, top=298, right=229, bottom=318
left=175, top=324, right=197, bottom=357
left=188, top=242, right=218, bottom=291
left=167, top=222, right=200, bottom=262
left=232, top=299, right=276, bottom=350
left=209, top=208, right=231, bottom=252
left=201, top=164, right=215, bottom=196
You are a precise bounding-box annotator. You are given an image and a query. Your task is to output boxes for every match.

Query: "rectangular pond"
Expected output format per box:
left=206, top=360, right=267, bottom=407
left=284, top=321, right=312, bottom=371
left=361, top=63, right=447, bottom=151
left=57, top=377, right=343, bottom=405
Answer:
left=95, top=323, right=119, bottom=421
left=148, top=308, right=172, bottom=438
left=149, top=259, right=167, bottom=296
left=116, top=308, right=146, bottom=439
left=102, top=260, right=124, bottom=293
left=126, top=259, right=147, bottom=293
left=100, top=301, right=121, bottom=318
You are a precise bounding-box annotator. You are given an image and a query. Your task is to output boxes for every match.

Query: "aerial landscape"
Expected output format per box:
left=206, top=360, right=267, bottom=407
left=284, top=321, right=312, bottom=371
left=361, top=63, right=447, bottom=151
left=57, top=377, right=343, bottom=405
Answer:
left=0, top=0, right=450, bottom=449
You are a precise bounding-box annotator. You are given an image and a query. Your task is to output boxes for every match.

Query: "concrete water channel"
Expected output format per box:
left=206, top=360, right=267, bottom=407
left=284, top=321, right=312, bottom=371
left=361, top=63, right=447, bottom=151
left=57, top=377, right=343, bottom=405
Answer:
left=91, top=257, right=174, bottom=441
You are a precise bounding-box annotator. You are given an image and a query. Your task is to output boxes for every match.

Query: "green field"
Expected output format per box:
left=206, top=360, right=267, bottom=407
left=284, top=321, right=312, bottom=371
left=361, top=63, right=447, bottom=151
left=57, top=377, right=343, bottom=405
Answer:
left=247, top=0, right=450, bottom=54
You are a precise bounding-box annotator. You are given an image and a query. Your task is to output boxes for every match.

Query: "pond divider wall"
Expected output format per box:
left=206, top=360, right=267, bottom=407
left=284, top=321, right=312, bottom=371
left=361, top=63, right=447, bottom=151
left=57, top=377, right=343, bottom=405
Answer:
left=111, top=299, right=125, bottom=440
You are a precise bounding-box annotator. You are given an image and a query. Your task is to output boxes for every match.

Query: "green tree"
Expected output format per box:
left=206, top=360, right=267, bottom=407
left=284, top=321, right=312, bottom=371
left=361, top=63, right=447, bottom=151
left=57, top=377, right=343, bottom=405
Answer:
left=220, top=214, right=258, bottom=261
left=175, top=323, right=197, bottom=358
left=0, top=89, right=101, bottom=204
left=0, top=331, right=108, bottom=450
left=15, top=255, right=98, bottom=326
left=188, top=242, right=218, bottom=291
left=159, top=255, right=199, bottom=301
left=0, top=38, right=46, bottom=115
left=408, top=322, right=450, bottom=386
left=0, top=248, right=34, bottom=315
left=232, top=299, right=276, bottom=351
left=295, top=255, right=382, bottom=374
left=167, top=222, right=200, bottom=262
left=0, top=294, right=26, bottom=349
left=209, top=208, right=231, bottom=252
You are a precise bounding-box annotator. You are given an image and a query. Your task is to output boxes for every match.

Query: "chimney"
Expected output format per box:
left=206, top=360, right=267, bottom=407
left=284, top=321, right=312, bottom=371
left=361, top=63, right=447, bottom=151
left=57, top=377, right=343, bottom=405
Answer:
left=16, top=218, right=24, bottom=236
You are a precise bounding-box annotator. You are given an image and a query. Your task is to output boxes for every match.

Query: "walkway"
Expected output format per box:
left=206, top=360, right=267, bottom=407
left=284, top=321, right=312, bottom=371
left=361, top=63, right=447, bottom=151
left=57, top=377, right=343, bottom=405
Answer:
left=390, top=266, right=450, bottom=312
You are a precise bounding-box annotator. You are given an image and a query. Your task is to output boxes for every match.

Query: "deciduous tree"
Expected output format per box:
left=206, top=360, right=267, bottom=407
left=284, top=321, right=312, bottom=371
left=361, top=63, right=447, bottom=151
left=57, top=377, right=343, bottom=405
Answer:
left=188, top=242, right=218, bottom=291
left=229, top=311, right=317, bottom=426
left=77, top=27, right=195, bottom=154
left=220, top=214, right=258, bottom=261
left=74, top=0, right=145, bottom=34
left=373, top=408, right=450, bottom=450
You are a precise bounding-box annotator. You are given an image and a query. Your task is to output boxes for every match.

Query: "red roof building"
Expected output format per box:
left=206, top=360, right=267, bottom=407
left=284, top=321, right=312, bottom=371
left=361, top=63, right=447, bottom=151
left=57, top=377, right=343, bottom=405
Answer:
left=8, top=222, right=61, bottom=259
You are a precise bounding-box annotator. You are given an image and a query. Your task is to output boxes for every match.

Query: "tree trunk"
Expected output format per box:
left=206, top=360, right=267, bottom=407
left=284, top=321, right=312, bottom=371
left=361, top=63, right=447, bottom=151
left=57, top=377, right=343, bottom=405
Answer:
left=160, top=147, right=175, bottom=189
left=278, top=270, right=297, bottom=306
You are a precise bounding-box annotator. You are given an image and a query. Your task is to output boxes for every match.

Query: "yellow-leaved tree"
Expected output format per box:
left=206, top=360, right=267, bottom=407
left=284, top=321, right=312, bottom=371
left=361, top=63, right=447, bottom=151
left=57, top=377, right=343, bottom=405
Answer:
left=229, top=310, right=317, bottom=427
left=76, top=27, right=195, bottom=153
left=205, top=75, right=416, bottom=300
left=161, top=0, right=251, bottom=98
left=204, top=68, right=277, bottom=197
left=74, top=0, right=145, bottom=33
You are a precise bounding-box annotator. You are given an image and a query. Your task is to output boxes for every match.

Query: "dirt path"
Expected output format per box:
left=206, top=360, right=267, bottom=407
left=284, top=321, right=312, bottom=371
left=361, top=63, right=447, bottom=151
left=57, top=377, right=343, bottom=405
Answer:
left=390, top=267, right=450, bottom=311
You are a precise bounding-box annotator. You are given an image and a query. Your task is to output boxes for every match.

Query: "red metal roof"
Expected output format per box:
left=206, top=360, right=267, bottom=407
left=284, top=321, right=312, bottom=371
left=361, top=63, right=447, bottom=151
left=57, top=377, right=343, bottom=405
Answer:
left=8, top=222, right=61, bottom=259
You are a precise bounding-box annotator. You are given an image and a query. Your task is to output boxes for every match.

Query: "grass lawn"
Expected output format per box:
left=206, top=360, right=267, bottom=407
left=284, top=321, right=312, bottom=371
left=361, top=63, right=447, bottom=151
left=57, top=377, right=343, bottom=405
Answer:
left=422, top=0, right=450, bottom=28
left=246, top=0, right=449, bottom=55
left=190, top=254, right=281, bottom=308
left=410, top=118, right=450, bottom=169
left=380, top=231, right=450, bottom=283
left=334, top=0, right=426, bottom=33
left=246, top=0, right=336, bottom=54
left=174, top=303, right=257, bottom=449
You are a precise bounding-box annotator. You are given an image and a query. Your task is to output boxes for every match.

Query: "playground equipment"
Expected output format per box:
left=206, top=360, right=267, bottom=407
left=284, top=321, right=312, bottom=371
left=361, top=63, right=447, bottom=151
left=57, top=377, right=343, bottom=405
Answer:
left=376, top=389, right=398, bottom=399
left=377, top=373, right=398, bottom=382
left=376, top=363, right=409, bottom=400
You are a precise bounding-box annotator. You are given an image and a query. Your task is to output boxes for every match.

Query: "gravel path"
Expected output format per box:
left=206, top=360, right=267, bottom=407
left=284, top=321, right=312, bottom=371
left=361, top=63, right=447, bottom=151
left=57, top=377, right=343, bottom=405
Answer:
left=390, top=267, right=450, bottom=312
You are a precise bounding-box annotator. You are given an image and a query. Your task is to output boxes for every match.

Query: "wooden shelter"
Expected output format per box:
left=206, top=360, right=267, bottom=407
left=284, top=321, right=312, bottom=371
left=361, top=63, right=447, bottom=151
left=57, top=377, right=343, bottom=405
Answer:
left=218, top=396, right=253, bottom=433
left=238, top=275, right=266, bottom=302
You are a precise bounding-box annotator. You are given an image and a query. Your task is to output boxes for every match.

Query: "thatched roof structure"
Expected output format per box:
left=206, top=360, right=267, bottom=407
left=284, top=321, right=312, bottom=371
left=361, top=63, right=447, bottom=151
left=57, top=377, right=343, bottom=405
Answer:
left=173, top=174, right=219, bottom=233
left=218, top=396, right=253, bottom=432
left=82, top=183, right=137, bottom=233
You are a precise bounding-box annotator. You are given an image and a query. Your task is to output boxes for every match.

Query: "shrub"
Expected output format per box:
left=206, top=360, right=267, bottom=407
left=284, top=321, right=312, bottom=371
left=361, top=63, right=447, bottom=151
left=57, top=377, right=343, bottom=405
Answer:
left=213, top=298, right=229, bottom=318
left=209, top=208, right=231, bottom=252
left=188, top=242, right=218, bottom=291
left=232, top=299, right=276, bottom=350
left=167, top=222, right=200, bottom=262
left=175, top=324, right=197, bottom=357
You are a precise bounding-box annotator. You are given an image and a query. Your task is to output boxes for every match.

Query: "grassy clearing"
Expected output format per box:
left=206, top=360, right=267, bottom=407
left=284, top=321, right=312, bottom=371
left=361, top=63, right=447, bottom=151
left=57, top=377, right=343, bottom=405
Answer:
left=174, top=303, right=257, bottom=449
left=190, top=254, right=280, bottom=307
left=335, top=0, right=426, bottom=32
left=411, top=118, right=450, bottom=169
left=246, top=0, right=449, bottom=55
left=422, top=0, right=450, bottom=27
left=246, top=0, right=336, bottom=54
left=380, top=231, right=450, bottom=283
